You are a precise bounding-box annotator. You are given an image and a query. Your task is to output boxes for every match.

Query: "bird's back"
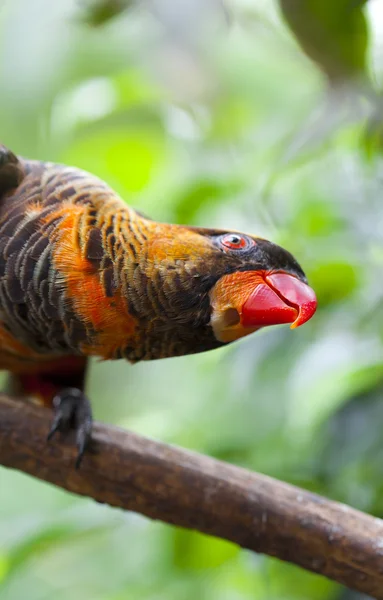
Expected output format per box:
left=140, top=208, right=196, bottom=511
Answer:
left=0, top=149, right=135, bottom=370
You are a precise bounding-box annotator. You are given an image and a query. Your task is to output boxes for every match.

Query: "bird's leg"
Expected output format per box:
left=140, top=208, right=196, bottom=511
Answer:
left=9, top=357, right=91, bottom=468
left=47, top=388, right=93, bottom=469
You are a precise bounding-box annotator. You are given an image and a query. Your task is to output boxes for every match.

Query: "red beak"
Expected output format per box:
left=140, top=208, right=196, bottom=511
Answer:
left=241, top=272, right=317, bottom=329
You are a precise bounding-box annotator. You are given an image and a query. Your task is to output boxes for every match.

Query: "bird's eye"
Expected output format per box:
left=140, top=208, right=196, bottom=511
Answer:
left=219, top=233, right=253, bottom=251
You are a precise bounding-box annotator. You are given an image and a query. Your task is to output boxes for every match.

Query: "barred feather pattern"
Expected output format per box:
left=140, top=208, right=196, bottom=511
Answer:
left=0, top=154, right=221, bottom=365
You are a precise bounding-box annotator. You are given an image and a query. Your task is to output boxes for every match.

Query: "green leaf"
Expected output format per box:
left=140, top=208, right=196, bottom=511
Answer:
left=78, top=0, right=133, bottom=27
left=279, top=0, right=369, bottom=85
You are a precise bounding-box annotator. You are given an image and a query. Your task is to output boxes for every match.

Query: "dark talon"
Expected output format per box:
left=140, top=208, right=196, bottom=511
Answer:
left=47, top=387, right=93, bottom=469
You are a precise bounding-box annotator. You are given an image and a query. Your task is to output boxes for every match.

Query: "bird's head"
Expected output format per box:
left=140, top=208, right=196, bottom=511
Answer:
left=206, top=232, right=317, bottom=343
left=143, top=223, right=317, bottom=354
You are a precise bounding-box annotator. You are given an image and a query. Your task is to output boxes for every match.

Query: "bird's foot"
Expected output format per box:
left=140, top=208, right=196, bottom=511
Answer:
left=47, top=388, right=93, bottom=469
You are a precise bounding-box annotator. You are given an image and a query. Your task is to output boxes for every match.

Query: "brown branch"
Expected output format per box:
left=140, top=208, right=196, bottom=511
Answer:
left=1, top=394, right=383, bottom=597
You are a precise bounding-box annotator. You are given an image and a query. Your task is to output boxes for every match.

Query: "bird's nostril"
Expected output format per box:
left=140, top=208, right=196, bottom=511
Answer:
left=222, top=307, right=240, bottom=327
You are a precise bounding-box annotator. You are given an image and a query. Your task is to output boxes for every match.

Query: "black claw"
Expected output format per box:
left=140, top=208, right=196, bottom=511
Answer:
left=47, top=415, right=62, bottom=441
left=75, top=406, right=92, bottom=469
left=47, top=387, right=93, bottom=468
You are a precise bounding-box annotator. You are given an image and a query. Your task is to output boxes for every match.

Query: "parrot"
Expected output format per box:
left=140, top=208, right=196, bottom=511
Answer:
left=0, top=144, right=317, bottom=467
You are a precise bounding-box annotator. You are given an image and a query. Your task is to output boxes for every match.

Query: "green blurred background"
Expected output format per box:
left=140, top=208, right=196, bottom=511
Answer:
left=1, top=0, right=383, bottom=598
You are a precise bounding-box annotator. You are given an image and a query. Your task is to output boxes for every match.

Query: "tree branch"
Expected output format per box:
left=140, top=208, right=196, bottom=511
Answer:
left=1, top=394, right=383, bottom=597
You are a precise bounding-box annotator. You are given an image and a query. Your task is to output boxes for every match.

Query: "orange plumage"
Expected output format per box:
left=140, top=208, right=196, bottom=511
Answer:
left=0, top=144, right=317, bottom=465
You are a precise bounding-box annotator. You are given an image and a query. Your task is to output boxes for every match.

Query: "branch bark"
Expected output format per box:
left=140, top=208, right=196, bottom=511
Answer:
left=1, top=394, right=383, bottom=598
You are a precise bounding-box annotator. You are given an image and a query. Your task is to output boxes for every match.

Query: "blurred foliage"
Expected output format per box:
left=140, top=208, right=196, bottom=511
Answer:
left=0, top=0, right=383, bottom=599
left=279, top=0, right=369, bottom=85
left=78, top=0, right=134, bottom=27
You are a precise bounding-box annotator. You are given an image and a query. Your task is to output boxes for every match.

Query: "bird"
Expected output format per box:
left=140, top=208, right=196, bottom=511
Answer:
left=0, top=143, right=317, bottom=467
